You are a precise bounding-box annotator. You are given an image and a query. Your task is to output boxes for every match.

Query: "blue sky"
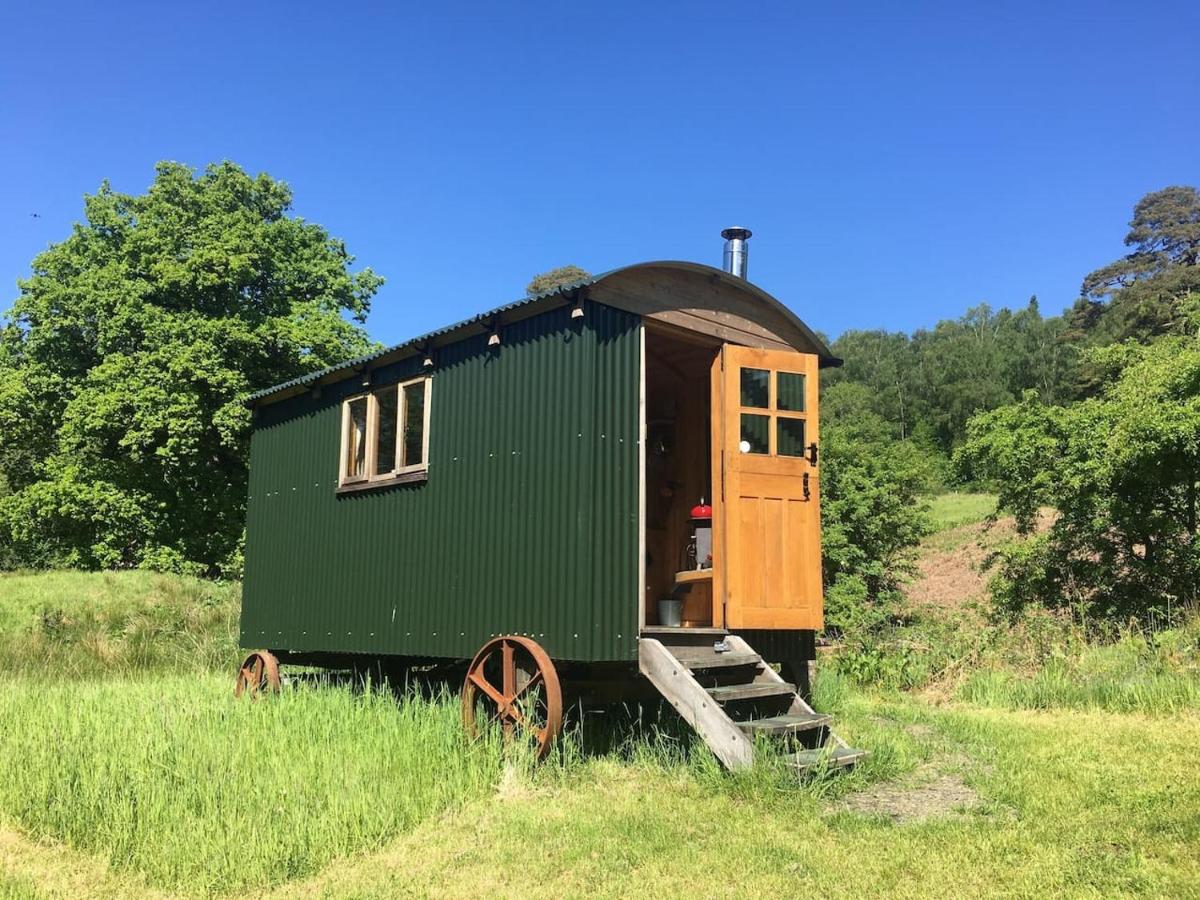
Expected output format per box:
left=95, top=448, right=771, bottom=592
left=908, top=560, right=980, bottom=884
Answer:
left=2, top=1, right=1197, bottom=347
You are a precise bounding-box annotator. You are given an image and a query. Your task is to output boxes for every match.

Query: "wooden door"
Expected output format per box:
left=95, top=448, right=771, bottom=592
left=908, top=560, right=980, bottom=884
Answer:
left=710, top=345, right=823, bottom=630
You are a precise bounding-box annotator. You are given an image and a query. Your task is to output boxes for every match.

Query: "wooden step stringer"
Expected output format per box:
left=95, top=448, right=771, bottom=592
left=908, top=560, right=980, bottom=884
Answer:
left=638, top=631, right=860, bottom=772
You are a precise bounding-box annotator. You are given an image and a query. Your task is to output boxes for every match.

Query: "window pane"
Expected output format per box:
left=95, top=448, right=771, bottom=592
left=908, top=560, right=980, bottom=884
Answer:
left=375, top=386, right=398, bottom=475
left=739, top=368, right=769, bottom=408
left=346, top=397, right=368, bottom=478
left=402, top=381, right=426, bottom=467
left=739, top=414, right=769, bottom=454
left=777, top=417, right=807, bottom=457
left=777, top=372, right=806, bottom=412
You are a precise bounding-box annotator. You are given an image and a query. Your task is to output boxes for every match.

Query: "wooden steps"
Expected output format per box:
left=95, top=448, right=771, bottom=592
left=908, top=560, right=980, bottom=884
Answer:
left=737, top=712, right=832, bottom=736
left=638, top=628, right=865, bottom=774
left=706, top=682, right=796, bottom=703
left=676, top=651, right=762, bottom=670
left=790, top=746, right=867, bottom=772
left=640, top=626, right=728, bottom=637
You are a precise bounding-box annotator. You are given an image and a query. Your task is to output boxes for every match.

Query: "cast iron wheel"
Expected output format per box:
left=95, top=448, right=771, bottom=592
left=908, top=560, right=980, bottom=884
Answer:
left=461, top=636, right=563, bottom=759
left=235, top=650, right=281, bottom=698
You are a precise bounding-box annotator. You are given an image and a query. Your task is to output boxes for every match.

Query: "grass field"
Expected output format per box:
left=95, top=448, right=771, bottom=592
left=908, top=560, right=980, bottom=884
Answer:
left=926, top=492, right=996, bottom=531
left=1, top=510, right=1198, bottom=898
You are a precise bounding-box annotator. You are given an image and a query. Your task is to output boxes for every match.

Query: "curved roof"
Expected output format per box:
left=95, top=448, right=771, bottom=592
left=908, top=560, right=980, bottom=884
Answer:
left=249, top=260, right=837, bottom=406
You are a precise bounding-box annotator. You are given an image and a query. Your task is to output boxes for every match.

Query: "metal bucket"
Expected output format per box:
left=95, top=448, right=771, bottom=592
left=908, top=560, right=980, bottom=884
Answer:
left=657, top=598, right=682, bottom=628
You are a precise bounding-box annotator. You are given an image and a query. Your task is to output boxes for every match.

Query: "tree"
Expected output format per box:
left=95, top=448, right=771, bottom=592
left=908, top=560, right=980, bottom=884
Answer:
left=825, top=299, right=1073, bottom=457
left=955, top=329, right=1200, bottom=620
left=0, top=161, right=382, bottom=575
left=819, top=382, right=934, bottom=632
left=1077, top=186, right=1200, bottom=342
left=525, top=265, right=590, bottom=296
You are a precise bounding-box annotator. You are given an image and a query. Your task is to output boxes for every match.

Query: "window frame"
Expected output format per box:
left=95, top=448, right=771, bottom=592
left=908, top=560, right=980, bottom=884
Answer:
left=337, top=375, right=432, bottom=492
left=736, top=367, right=809, bottom=458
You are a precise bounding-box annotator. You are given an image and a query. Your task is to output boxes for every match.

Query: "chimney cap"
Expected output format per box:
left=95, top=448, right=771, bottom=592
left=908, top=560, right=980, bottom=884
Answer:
left=721, top=226, right=752, bottom=241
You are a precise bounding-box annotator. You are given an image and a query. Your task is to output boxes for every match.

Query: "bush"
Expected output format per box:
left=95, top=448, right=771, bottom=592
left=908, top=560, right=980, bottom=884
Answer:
left=956, top=327, right=1200, bottom=622
left=820, top=383, right=934, bottom=634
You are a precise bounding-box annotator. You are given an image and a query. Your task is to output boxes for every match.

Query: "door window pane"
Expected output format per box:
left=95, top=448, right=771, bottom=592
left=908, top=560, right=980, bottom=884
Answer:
left=739, top=414, right=770, bottom=454
left=777, top=417, right=807, bottom=457
left=375, top=385, right=398, bottom=475
left=402, top=381, right=426, bottom=467
left=346, top=397, right=368, bottom=478
left=739, top=368, right=769, bottom=408
left=777, top=372, right=806, bottom=412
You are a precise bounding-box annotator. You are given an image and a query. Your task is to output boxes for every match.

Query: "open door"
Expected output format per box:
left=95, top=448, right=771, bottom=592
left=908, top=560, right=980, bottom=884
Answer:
left=710, top=345, right=823, bottom=630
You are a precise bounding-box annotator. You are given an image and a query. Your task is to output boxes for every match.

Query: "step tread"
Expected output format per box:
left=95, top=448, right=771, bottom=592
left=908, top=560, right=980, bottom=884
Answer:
left=789, top=746, right=867, bottom=772
left=675, top=652, right=762, bottom=670
left=641, top=626, right=729, bottom=637
left=706, top=681, right=796, bottom=702
left=736, top=712, right=832, bottom=735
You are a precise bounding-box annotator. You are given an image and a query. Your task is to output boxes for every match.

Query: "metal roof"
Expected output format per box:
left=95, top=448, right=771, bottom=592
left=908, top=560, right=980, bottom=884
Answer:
left=247, top=261, right=835, bottom=406
left=246, top=275, right=591, bottom=404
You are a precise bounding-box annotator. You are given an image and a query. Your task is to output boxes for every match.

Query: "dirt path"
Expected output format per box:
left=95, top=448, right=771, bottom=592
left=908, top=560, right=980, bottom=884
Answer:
left=905, top=523, right=999, bottom=611
left=906, top=512, right=1053, bottom=614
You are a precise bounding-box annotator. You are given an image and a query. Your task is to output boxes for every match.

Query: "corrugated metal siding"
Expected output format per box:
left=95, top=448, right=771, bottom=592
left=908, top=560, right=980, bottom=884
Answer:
left=240, top=301, right=641, bottom=663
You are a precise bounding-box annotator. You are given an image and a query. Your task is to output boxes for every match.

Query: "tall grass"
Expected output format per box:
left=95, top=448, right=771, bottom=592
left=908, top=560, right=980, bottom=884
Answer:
left=958, top=625, right=1200, bottom=713
left=0, top=675, right=504, bottom=893
left=0, top=570, right=239, bottom=678
left=926, top=492, right=996, bottom=531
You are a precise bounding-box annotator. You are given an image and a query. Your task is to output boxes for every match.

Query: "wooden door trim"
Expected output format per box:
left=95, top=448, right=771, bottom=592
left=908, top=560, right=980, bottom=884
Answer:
left=715, top=344, right=824, bottom=631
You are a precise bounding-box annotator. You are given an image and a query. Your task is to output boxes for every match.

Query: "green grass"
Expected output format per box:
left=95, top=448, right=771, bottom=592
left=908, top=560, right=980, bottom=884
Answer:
left=0, top=873, right=40, bottom=900
left=958, top=622, right=1200, bottom=713
left=0, top=676, right=505, bottom=893
left=0, top=570, right=239, bottom=678
left=926, top=492, right=996, bottom=531
left=273, top=692, right=1200, bottom=898
left=1, top=569, right=1198, bottom=896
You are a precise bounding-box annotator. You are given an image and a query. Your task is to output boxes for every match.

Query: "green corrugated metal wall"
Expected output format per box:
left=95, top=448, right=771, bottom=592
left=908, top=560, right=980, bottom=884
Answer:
left=241, top=301, right=641, bottom=663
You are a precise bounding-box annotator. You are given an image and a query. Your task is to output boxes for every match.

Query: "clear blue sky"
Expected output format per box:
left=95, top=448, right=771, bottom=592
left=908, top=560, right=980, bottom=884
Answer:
left=2, top=1, right=1197, bottom=347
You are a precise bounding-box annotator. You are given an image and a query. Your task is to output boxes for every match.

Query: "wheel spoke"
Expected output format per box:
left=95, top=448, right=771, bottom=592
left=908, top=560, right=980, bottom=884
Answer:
left=501, top=641, right=515, bottom=699
left=513, top=669, right=543, bottom=703
left=467, top=670, right=508, bottom=709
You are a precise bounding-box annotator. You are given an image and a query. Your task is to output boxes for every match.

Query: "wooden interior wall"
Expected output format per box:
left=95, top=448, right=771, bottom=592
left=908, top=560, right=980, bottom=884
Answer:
left=643, top=331, right=718, bottom=625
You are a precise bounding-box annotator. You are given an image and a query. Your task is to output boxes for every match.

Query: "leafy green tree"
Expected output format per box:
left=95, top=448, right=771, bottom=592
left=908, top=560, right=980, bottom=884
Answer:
left=0, top=161, right=382, bottom=574
left=525, top=265, right=590, bottom=296
left=823, top=330, right=916, bottom=439
left=820, top=382, right=934, bottom=632
left=1075, top=185, right=1200, bottom=344
left=826, top=299, right=1072, bottom=457
left=956, top=330, right=1200, bottom=620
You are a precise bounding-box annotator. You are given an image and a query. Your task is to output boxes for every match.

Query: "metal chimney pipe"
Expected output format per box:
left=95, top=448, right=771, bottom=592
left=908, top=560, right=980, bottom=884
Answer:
left=721, top=227, right=752, bottom=279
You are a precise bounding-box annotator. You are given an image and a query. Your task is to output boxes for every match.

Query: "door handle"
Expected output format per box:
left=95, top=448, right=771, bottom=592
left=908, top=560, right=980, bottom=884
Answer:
left=806, top=442, right=818, bottom=466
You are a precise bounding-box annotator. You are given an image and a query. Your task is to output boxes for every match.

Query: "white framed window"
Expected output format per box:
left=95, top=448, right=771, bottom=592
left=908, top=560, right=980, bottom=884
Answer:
left=338, top=375, right=431, bottom=490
